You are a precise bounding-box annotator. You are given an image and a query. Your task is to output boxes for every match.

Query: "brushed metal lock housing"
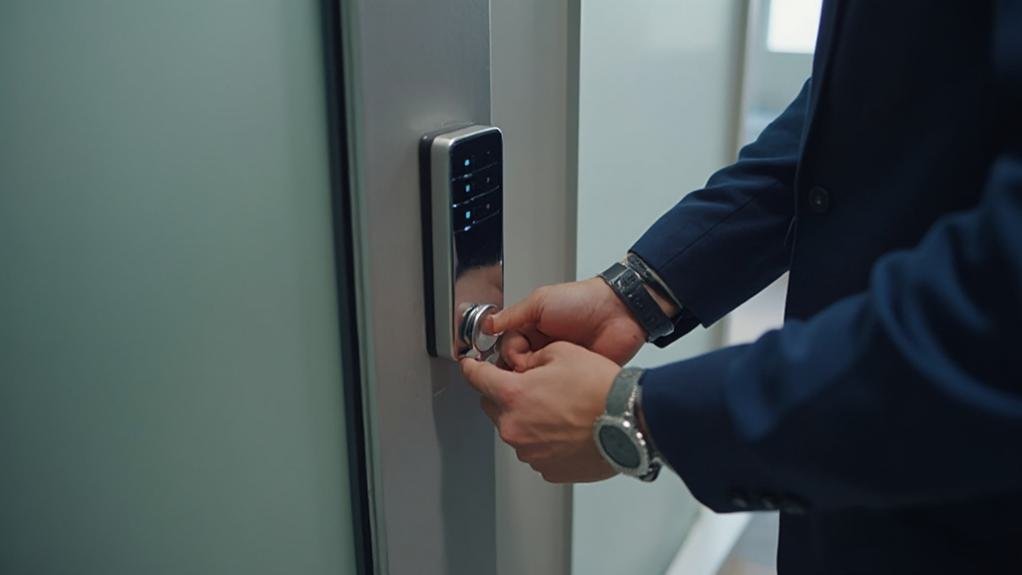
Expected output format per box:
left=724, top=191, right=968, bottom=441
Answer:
left=419, top=125, right=504, bottom=360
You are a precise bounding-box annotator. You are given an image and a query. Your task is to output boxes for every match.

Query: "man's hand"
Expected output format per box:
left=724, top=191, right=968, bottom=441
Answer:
left=460, top=342, right=620, bottom=483
left=488, top=278, right=647, bottom=369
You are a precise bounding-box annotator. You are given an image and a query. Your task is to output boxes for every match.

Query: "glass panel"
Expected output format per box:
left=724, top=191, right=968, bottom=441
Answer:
left=767, top=0, right=824, bottom=54
left=0, top=2, right=360, bottom=573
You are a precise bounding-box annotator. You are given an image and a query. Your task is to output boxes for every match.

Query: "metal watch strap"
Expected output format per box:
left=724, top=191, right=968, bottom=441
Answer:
left=599, top=263, right=675, bottom=342
left=604, top=368, right=661, bottom=482
left=606, top=367, right=643, bottom=417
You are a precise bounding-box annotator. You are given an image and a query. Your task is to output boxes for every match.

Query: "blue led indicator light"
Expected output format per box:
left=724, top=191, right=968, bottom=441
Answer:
left=466, top=184, right=472, bottom=193
left=464, top=159, right=471, bottom=167
left=465, top=211, right=472, bottom=220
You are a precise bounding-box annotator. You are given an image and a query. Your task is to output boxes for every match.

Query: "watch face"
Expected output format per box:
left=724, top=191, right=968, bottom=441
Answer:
left=597, top=425, right=641, bottom=470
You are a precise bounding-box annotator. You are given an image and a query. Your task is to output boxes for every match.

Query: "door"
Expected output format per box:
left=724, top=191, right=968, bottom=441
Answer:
left=1, top=2, right=369, bottom=573
left=5, top=1, right=720, bottom=574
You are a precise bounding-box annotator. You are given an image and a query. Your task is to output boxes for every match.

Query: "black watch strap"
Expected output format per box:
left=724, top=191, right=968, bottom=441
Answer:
left=599, top=263, right=675, bottom=342
left=625, top=253, right=675, bottom=304
left=624, top=253, right=703, bottom=348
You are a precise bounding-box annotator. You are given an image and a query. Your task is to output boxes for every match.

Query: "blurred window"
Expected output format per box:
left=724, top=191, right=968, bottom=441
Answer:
left=766, top=0, right=823, bottom=54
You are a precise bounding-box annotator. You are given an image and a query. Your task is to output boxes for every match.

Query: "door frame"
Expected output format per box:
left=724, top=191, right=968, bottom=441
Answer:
left=337, top=0, right=580, bottom=572
left=322, top=1, right=375, bottom=573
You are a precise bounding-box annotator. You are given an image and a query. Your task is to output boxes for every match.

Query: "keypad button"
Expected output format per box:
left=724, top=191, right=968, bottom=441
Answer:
left=452, top=163, right=501, bottom=205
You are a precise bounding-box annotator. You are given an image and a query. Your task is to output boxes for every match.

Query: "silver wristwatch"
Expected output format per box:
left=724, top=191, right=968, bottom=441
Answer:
left=593, top=368, right=662, bottom=482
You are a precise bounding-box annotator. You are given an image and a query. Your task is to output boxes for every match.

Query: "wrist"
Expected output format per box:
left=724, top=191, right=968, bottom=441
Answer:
left=593, top=368, right=662, bottom=482
left=599, top=262, right=676, bottom=343
left=613, top=256, right=679, bottom=319
left=623, top=254, right=681, bottom=319
left=644, top=284, right=679, bottom=319
left=590, top=276, right=644, bottom=323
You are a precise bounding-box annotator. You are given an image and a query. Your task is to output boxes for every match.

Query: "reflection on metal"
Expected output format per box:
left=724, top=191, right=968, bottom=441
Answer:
left=460, top=303, right=501, bottom=361
left=420, top=125, right=504, bottom=360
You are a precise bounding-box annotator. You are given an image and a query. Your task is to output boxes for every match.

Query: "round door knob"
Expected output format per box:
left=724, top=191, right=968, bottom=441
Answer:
left=461, top=303, right=500, bottom=357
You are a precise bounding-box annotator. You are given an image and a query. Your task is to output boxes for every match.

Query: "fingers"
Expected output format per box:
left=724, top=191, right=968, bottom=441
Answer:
left=499, top=327, right=552, bottom=372
left=500, top=335, right=581, bottom=373
left=524, top=340, right=577, bottom=370
left=499, top=331, right=533, bottom=371
left=460, top=358, right=518, bottom=405
left=488, top=288, right=545, bottom=334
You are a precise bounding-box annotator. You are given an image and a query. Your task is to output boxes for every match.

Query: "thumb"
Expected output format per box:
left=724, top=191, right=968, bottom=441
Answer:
left=489, top=289, right=545, bottom=334
left=460, top=358, right=519, bottom=406
left=524, top=341, right=578, bottom=370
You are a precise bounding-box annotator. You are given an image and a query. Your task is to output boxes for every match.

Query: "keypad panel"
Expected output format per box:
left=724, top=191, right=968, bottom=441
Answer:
left=450, top=131, right=503, bottom=270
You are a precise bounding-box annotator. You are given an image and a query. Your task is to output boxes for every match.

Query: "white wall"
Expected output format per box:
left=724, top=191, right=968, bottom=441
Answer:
left=573, top=1, right=746, bottom=574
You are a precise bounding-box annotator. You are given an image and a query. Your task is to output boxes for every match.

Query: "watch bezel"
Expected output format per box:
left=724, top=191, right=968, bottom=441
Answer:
left=593, top=414, right=654, bottom=478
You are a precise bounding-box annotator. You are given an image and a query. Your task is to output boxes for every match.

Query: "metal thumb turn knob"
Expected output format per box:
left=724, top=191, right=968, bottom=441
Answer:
left=460, top=303, right=500, bottom=358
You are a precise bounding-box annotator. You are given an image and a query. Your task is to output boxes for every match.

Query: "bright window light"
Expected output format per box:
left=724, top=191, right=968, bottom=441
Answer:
left=767, top=0, right=823, bottom=54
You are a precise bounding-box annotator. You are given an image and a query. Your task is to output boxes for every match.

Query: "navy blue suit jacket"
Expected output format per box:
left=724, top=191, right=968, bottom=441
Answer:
left=632, top=1, right=1022, bottom=572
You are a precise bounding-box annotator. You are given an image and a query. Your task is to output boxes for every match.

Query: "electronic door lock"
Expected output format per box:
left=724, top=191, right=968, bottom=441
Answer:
left=420, top=125, right=504, bottom=361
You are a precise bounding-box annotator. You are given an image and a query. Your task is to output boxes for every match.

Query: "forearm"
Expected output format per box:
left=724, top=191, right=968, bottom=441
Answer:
left=639, top=150, right=1022, bottom=512
left=631, top=80, right=811, bottom=329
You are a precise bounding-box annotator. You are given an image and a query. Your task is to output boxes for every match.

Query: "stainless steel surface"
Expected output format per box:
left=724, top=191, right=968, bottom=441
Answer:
left=426, top=125, right=504, bottom=361
left=344, top=0, right=497, bottom=572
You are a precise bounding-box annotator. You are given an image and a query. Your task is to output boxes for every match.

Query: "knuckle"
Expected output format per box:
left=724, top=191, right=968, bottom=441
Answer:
left=498, top=336, right=520, bottom=357
left=479, top=397, right=497, bottom=419
left=498, top=422, right=520, bottom=447
left=548, top=340, right=573, bottom=352
left=539, top=467, right=565, bottom=483
left=531, top=286, right=553, bottom=308
left=545, top=341, right=576, bottom=357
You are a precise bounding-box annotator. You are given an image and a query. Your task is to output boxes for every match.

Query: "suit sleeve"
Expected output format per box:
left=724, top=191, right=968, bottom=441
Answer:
left=641, top=144, right=1022, bottom=513
left=631, top=80, right=810, bottom=330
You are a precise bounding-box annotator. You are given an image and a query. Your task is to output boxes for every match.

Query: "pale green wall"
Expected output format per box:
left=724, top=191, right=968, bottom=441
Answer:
left=0, top=2, right=357, bottom=573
